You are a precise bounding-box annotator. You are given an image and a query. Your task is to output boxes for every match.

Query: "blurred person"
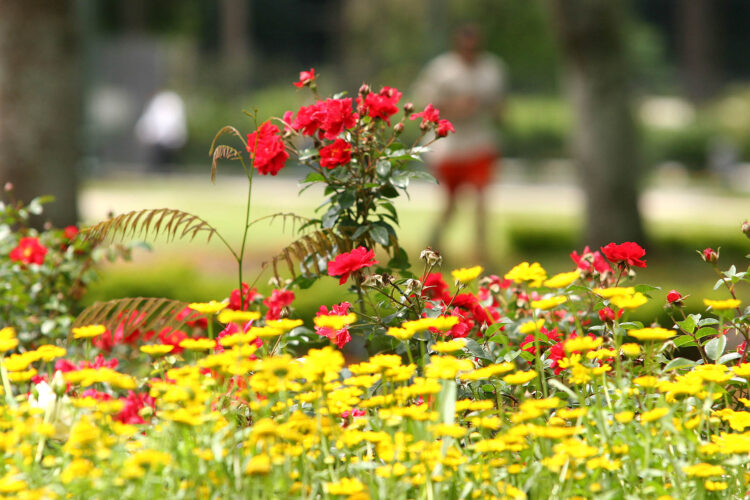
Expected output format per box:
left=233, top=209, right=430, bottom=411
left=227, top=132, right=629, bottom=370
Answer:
left=412, top=24, right=507, bottom=264
left=135, top=90, right=187, bottom=172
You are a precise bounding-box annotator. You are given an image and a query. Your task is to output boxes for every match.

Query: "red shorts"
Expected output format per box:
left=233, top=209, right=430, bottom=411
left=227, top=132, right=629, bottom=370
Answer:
left=436, top=152, right=498, bottom=193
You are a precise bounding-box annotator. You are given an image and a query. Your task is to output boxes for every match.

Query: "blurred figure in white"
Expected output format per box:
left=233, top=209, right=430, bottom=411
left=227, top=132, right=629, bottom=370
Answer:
left=135, top=90, right=187, bottom=172
left=413, top=24, right=507, bottom=264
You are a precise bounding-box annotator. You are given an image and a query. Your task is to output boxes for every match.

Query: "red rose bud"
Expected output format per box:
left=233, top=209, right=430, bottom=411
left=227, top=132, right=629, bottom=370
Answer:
left=742, top=220, right=750, bottom=239
left=358, top=83, right=371, bottom=96
left=393, top=122, right=404, bottom=134
left=666, top=289, right=682, bottom=305
left=293, top=68, right=315, bottom=88
left=403, top=102, right=414, bottom=113
left=598, top=307, right=616, bottom=323
left=701, top=247, right=718, bottom=263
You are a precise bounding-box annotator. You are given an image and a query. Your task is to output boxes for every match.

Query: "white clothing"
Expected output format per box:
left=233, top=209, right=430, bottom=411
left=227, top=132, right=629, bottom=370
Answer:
left=412, top=52, right=506, bottom=163
left=135, top=91, right=188, bottom=149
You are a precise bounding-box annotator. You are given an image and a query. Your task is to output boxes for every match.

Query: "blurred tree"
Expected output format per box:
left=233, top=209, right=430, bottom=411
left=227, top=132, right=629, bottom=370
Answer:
left=0, top=0, right=81, bottom=227
left=677, top=0, right=718, bottom=102
left=549, top=0, right=645, bottom=247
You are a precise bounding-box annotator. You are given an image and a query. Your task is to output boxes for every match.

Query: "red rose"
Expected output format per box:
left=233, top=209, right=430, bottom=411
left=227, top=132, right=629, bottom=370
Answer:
left=410, top=103, right=441, bottom=125
left=246, top=122, right=289, bottom=176
left=291, top=103, right=323, bottom=136
left=293, top=68, right=315, bottom=88
left=229, top=283, right=260, bottom=311
left=318, top=98, right=357, bottom=140
left=598, top=307, right=622, bottom=322
left=263, top=289, right=295, bottom=320
left=315, top=302, right=352, bottom=348
left=701, top=247, right=718, bottom=263
left=666, top=290, right=682, bottom=304
left=327, top=246, right=378, bottom=285
left=436, top=119, right=455, bottom=137
left=63, top=225, right=78, bottom=240
left=319, top=139, right=352, bottom=169
left=357, top=86, right=401, bottom=124
left=600, top=242, right=647, bottom=268
left=9, top=236, right=47, bottom=265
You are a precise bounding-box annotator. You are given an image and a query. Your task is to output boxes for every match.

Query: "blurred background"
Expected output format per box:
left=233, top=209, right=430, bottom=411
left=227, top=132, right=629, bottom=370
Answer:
left=1, top=0, right=749, bottom=323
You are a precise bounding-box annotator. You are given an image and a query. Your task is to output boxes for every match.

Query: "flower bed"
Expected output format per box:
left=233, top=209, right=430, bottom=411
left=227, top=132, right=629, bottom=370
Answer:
left=1, top=71, right=750, bottom=499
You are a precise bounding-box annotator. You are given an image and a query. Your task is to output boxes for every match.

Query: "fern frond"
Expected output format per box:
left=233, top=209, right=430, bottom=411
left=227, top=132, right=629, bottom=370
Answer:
left=211, top=144, right=242, bottom=182
left=71, top=297, right=191, bottom=344
left=82, top=209, right=219, bottom=244
left=209, top=125, right=246, bottom=154
left=259, top=229, right=350, bottom=283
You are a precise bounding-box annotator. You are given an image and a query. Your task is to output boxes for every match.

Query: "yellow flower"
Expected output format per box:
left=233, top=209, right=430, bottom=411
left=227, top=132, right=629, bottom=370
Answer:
left=504, top=262, right=547, bottom=287
left=188, top=300, right=228, bottom=314
left=266, top=318, right=304, bottom=331
left=178, top=338, right=216, bottom=350
left=633, top=376, right=660, bottom=388
left=620, top=343, right=641, bottom=356
left=245, top=454, right=271, bottom=475
left=326, top=477, right=365, bottom=496
left=629, top=327, right=675, bottom=341
left=704, top=480, right=728, bottom=491
left=0, top=474, right=26, bottom=493
left=530, top=295, right=567, bottom=310
left=682, top=463, right=725, bottom=478
left=140, top=344, right=174, bottom=356
left=314, top=313, right=356, bottom=331
left=451, top=265, right=483, bottom=284
left=615, top=411, right=634, bottom=423
left=425, top=356, right=473, bottom=379
left=610, top=292, right=648, bottom=309
left=387, top=327, right=415, bottom=341
left=593, top=287, right=635, bottom=298
left=733, top=363, right=750, bottom=377
left=432, top=339, right=466, bottom=353
left=564, top=336, right=603, bottom=353
left=0, top=327, right=18, bottom=352
left=641, top=407, right=669, bottom=423
left=519, top=319, right=544, bottom=334
left=72, top=324, right=107, bottom=339
left=703, top=298, right=741, bottom=310
left=503, top=371, right=538, bottom=385
left=544, top=270, right=580, bottom=288
left=217, top=310, right=261, bottom=324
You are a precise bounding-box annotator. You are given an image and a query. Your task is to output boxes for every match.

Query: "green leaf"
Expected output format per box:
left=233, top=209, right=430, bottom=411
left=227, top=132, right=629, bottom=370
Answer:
left=369, top=225, right=390, bottom=246
left=484, top=323, right=505, bottom=339
left=464, top=339, right=492, bottom=361
left=337, top=191, right=355, bottom=210
left=302, top=171, right=325, bottom=183
left=548, top=379, right=578, bottom=401
left=519, top=351, right=534, bottom=362
left=694, top=327, right=717, bottom=340
left=380, top=184, right=399, bottom=198
left=481, top=384, right=494, bottom=393
left=390, top=173, right=410, bottom=189
left=634, top=284, right=661, bottom=295
left=719, top=352, right=742, bottom=365
left=376, top=160, right=391, bottom=178
left=704, top=336, right=727, bottom=361
left=698, top=317, right=719, bottom=327
left=664, top=357, right=698, bottom=371
left=673, top=335, right=698, bottom=348
left=677, top=315, right=697, bottom=334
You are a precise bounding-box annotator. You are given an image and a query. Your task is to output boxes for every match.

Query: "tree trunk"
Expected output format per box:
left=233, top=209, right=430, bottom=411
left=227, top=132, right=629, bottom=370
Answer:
left=549, top=0, right=645, bottom=248
left=677, top=0, right=718, bottom=102
left=0, top=0, right=80, bottom=227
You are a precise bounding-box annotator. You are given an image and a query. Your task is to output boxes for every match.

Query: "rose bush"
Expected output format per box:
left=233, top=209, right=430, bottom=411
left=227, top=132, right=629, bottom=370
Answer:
left=2, top=71, right=750, bottom=498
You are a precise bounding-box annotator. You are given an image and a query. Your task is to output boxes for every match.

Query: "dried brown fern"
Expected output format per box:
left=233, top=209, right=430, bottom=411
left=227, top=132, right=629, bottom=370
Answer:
left=210, top=144, right=242, bottom=182
left=256, top=229, right=350, bottom=284
left=71, top=297, right=191, bottom=345
left=82, top=208, right=220, bottom=245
